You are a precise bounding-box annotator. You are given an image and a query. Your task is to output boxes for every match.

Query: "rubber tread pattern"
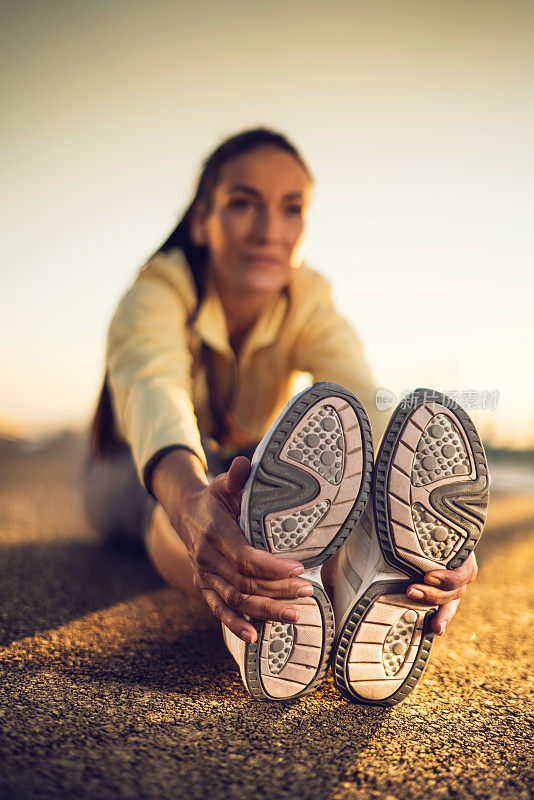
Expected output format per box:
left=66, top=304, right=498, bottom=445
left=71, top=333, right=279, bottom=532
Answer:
left=333, top=579, right=435, bottom=707
left=244, top=581, right=335, bottom=701
left=411, top=503, right=461, bottom=560
left=412, top=413, right=470, bottom=485
left=383, top=611, right=417, bottom=676
left=286, top=405, right=344, bottom=484
left=246, top=382, right=374, bottom=569
left=270, top=500, right=330, bottom=551
left=267, top=623, right=294, bottom=674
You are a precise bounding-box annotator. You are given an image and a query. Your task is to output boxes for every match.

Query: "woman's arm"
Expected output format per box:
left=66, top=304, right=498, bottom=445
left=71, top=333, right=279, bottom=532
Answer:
left=106, top=267, right=207, bottom=485
left=150, top=448, right=314, bottom=643
left=106, top=264, right=312, bottom=641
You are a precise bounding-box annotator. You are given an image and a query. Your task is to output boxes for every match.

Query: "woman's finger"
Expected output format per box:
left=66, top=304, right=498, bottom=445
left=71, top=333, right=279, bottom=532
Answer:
left=423, top=552, right=478, bottom=592
left=192, top=536, right=313, bottom=599
left=430, top=597, right=462, bottom=635
left=200, top=570, right=302, bottom=624
left=203, top=518, right=305, bottom=580
left=197, top=586, right=258, bottom=643
left=202, top=544, right=313, bottom=598
left=406, top=582, right=467, bottom=605
left=208, top=456, right=251, bottom=515
left=220, top=568, right=314, bottom=600
left=232, top=573, right=314, bottom=599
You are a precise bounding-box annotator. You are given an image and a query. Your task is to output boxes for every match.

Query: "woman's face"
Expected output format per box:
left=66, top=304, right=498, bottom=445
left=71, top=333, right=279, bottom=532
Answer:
left=192, top=145, right=312, bottom=296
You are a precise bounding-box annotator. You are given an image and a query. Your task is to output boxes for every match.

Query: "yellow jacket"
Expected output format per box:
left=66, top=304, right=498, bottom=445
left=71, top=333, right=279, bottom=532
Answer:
left=106, top=248, right=386, bottom=488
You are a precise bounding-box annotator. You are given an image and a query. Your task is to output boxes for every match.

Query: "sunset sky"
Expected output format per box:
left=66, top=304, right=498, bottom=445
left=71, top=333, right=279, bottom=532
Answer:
left=2, top=0, right=533, bottom=446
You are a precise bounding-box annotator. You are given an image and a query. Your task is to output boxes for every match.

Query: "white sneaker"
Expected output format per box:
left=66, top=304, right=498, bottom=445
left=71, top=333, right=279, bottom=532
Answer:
left=223, top=382, right=374, bottom=700
left=330, top=388, right=490, bottom=706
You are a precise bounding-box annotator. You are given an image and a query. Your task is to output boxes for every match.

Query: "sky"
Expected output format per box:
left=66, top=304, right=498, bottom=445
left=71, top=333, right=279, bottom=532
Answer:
left=1, top=0, right=533, bottom=446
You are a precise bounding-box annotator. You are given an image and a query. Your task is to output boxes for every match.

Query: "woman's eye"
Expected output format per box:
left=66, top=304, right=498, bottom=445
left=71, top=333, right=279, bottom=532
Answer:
left=229, top=198, right=253, bottom=210
left=285, top=205, right=303, bottom=217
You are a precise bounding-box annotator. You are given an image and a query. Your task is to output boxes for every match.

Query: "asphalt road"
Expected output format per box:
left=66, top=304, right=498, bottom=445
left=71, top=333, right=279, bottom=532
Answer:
left=0, top=435, right=533, bottom=800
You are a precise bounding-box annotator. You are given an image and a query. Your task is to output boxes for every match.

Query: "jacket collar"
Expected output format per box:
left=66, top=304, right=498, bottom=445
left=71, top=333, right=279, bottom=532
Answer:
left=192, top=270, right=289, bottom=362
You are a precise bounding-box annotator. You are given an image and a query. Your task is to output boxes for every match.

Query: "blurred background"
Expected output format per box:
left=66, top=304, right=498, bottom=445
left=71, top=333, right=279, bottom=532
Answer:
left=2, top=0, right=533, bottom=461
left=1, top=6, right=534, bottom=797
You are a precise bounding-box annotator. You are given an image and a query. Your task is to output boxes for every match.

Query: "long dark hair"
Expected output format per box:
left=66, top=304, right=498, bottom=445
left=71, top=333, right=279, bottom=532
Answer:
left=90, top=127, right=313, bottom=459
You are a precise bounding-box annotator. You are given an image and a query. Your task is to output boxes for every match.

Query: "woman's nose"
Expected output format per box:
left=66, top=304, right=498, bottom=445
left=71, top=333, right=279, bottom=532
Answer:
left=252, top=207, right=282, bottom=241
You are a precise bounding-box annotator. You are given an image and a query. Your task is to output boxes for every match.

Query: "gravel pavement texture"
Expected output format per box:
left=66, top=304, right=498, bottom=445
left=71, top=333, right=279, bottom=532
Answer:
left=0, top=435, right=533, bottom=800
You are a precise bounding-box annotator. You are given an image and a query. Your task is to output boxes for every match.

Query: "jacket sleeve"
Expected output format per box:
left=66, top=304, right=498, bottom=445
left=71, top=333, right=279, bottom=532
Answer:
left=106, top=270, right=207, bottom=489
left=291, top=287, right=390, bottom=444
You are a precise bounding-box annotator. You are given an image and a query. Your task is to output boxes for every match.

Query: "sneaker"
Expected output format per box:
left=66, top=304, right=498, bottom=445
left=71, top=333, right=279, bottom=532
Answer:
left=330, top=388, right=490, bottom=706
left=223, top=382, right=374, bottom=700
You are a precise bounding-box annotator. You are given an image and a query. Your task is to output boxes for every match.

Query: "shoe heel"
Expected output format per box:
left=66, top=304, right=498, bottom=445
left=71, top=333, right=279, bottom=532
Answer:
left=244, top=582, right=335, bottom=701
left=333, top=580, right=436, bottom=706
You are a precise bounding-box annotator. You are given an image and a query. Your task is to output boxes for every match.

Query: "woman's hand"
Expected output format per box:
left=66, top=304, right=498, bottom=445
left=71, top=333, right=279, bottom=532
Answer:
left=154, top=451, right=314, bottom=644
left=406, top=553, right=479, bottom=636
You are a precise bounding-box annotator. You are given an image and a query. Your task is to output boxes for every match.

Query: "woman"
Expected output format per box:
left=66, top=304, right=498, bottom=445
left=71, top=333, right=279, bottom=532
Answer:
left=85, top=128, right=480, bottom=700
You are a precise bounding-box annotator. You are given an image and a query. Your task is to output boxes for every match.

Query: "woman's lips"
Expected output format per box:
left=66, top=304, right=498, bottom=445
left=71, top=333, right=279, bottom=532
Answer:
left=242, top=254, right=280, bottom=266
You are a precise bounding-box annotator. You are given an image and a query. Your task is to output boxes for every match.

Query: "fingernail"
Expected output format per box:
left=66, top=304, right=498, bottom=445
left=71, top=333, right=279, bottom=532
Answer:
left=298, top=584, right=314, bottom=597
left=282, top=608, right=299, bottom=623
left=241, top=629, right=256, bottom=644
left=438, top=621, right=447, bottom=636
left=289, top=566, right=304, bottom=577
left=425, top=576, right=441, bottom=587
left=407, top=588, right=424, bottom=600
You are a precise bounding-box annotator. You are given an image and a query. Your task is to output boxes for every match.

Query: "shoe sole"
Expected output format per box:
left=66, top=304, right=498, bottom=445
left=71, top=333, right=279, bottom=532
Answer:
left=333, top=388, right=490, bottom=706
left=240, top=381, right=374, bottom=700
